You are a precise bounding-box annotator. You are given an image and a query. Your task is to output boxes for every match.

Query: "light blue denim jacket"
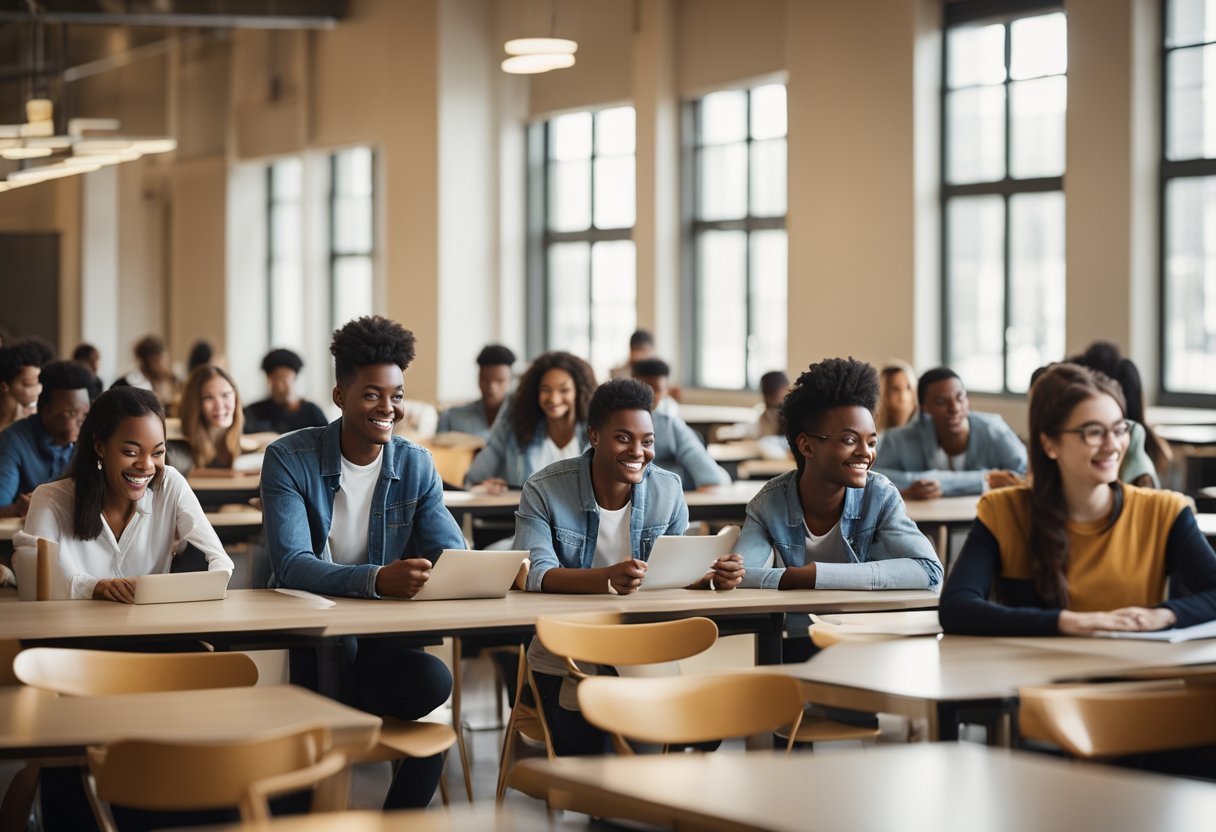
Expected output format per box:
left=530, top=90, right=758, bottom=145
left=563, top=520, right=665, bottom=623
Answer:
left=652, top=412, right=731, bottom=490
left=737, top=470, right=943, bottom=591
left=464, top=417, right=589, bottom=488
left=436, top=393, right=511, bottom=440
left=873, top=411, right=1027, bottom=496
left=515, top=448, right=688, bottom=592
left=262, top=419, right=466, bottom=598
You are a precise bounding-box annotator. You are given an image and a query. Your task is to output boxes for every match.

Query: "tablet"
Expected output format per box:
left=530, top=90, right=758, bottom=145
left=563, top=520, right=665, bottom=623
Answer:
left=640, top=526, right=740, bottom=591
left=409, top=549, right=528, bottom=601
left=133, top=570, right=231, bottom=604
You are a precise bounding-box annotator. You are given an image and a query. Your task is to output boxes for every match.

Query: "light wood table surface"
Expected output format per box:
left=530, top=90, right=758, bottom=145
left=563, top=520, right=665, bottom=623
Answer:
left=0, top=684, right=380, bottom=758
left=516, top=744, right=1216, bottom=832
left=1147, top=405, right=1216, bottom=426
left=679, top=403, right=758, bottom=430
left=189, top=806, right=539, bottom=831
left=187, top=473, right=262, bottom=505
left=903, top=494, right=980, bottom=566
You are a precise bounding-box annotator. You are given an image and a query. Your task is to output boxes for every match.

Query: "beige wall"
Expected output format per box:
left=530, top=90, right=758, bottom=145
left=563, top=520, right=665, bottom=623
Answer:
left=676, top=0, right=785, bottom=95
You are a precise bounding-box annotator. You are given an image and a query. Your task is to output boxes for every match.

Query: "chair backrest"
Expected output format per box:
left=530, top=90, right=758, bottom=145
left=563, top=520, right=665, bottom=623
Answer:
left=534, top=615, right=718, bottom=671
left=89, top=725, right=345, bottom=820
left=14, top=648, right=258, bottom=696
left=0, top=639, right=22, bottom=686
left=1019, top=677, right=1216, bottom=758
left=577, top=673, right=805, bottom=746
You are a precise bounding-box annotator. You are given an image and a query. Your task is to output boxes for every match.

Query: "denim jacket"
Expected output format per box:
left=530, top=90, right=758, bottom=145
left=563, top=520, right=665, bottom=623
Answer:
left=262, top=419, right=466, bottom=598
left=652, top=412, right=731, bottom=490
left=515, top=448, right=688, bottom=592
left=436, top=393, right=510, bottom=440
left=0, top=415, right=75, bottom=506
left=874, top=411, right=1027, bottom=496
left=464, top=417, right=589, bottom=488
left=737, top=469, right=943, bottom=591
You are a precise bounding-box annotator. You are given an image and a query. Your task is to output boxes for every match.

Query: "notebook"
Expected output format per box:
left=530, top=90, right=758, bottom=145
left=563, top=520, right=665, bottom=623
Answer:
left=640, top=526, right=741, bottom=591
left=133, top=570, right=231, bottom=604
left=1095, top=618, right=1216, bottom=643
left=408, top=549, right=528, bottom=601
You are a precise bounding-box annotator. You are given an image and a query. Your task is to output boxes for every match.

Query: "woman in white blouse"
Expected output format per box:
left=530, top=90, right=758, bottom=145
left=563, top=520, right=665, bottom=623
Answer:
left=14, top=386, right=232, bottom=601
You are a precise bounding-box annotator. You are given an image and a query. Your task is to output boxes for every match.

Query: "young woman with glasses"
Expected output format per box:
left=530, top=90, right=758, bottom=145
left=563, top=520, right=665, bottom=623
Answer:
left=940, top=363, right=1216, bottom=636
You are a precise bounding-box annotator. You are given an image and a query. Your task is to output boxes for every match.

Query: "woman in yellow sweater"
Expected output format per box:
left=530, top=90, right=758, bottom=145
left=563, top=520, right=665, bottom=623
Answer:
left=940, top=363, right=1216, bottom=636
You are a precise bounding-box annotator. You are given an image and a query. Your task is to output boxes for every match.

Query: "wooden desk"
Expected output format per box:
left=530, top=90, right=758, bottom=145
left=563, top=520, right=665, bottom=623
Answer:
left=903, top=494, right=979, bottom=566
left=516, top=744, right=1216, bottom=832
left=1148, top=405, right=1216, bottom=426
left=188, top=474, right=261, bottom=505
left=679, top=403, right=758, bottom=433
left=0, top=684, right=379, bottom=759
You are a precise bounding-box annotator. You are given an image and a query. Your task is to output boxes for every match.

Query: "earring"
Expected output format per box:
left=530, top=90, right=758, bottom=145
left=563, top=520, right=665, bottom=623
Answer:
left=96, top=460, right=102, bottom=471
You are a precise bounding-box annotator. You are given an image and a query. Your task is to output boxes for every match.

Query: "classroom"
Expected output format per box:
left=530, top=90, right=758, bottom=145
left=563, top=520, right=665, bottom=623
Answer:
left=2, top=0, right=1216, bottom=830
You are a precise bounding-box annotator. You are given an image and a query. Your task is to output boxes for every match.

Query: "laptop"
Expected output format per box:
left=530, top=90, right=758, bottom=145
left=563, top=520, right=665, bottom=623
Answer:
left=640, top=526, right=741, bottom=591
left=409, top=549, right=528, bottom=601
left=133, top=570, right=231, bottom=605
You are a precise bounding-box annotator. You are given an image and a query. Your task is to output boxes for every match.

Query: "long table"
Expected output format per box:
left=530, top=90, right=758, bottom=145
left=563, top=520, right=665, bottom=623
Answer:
left=516, top=744, right=1216, bottom=832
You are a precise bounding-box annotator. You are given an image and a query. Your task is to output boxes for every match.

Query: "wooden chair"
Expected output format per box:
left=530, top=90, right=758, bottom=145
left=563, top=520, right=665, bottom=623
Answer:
left=1018, top=677, right=1216, bottom=759
left=574, top=672, right=808, bottom=754
left=86, top=725, right=348, bottom=829
left=13, top=647, right=258, bottom=695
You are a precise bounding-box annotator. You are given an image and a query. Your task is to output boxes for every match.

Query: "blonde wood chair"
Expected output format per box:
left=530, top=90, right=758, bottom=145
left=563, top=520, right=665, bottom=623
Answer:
left=494, top=644, right=556, bottom=804
left=86, top=725, right=348, bottom=829
left=577, top=672, right=808, bottom=754
left=13, top=647, right=258, bottom=695
left=1018, top=677, right=1216, bottom=759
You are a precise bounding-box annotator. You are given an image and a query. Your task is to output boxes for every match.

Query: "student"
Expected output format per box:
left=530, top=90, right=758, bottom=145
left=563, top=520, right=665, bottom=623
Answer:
left=113, top=334, right=179, bottom=411
left=243, top=348, right=329, bottom=434
left=875, top=360, right=917, bottom=432
left=170, top=365, right=249, bottom=477
left=0, top=361, right=93, bottom=519
left=0, top=340, right=43, bottom=432
left=631, top=358, right=679, bottom=418
left=186, top=340, right=215, bottom=376
left=608, top=329, right=656, bottom=380
left=464, top=351, right=596, bottom=492
left=740, top=370, right=790, bottom=439
left=436, top=344, right=515, bottom=439
left=72, top=342, right=104, bottom=400
left=515, top=378, right=744, bottom=755
left=874, top=367, right=1027, bottom=499
left=12, top=387, right=233, bottom=601
left=939, top=363, right=1216, bottom=636
left=632, top=359, right=729, bottom=490
left=261, top=315, right=461, bottom=809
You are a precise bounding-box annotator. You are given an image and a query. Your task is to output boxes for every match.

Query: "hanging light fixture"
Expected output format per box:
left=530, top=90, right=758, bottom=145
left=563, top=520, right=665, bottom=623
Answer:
left=502, top=0, right=577, bottom=75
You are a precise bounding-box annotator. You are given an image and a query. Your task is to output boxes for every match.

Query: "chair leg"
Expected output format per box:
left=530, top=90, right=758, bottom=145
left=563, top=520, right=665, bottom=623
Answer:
left=496, top=646, right=529, bottom=804
left=450, top=637, right=474, bottom=803
left=0, top=762, right=39, bottom=832
left=80, top=768, right=117, bottom=832
left=438, top=757, right=450, bottom=807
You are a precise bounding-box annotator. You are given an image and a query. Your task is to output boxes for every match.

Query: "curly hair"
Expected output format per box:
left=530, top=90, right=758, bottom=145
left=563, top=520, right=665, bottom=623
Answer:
left=631, top=358, right=670, bottom=379
left=179, top=365, right=245, bottom=469
left=36, top=360, right=95, bottom=410
left=1028, top=363, right=1126, bottom=606
left=782, top=358, right=879, bottom=472
left=261, top=348, right=305, bottom=375
left=476, top=344, right=516, bottom=367
left=509, top=351, right=596, bottom=445
left=589, top=379, right=654, bottom=429
left=0, top=341, right=44, bottom=384
left=330, top=316, right=417, bottom=384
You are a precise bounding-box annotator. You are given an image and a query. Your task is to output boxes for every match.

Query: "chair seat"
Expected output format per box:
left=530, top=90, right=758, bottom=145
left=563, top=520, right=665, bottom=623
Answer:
left=776, top=715, right=881, bottom=743
left=356, top=719, right=456, bottom=763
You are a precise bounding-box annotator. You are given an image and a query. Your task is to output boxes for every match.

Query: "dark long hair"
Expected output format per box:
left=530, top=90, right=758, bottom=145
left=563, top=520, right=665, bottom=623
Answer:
left=508, top=351, right=596, bottom=446
left=68, top=387, right=166, bottom=541
left=1028, top=363, right=1126, bottom=605
left=179, top=365, right=244, bottom=469
left=1069, top=341, right=1170, bottom=472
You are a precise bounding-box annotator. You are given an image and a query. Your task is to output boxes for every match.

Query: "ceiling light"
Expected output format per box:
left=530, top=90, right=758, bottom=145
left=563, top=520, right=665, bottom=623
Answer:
left=505, top=37, right=577, bottom=56
left=502, top=0, right=577, bottom=75
left=501, top=53, right=576, bottom=74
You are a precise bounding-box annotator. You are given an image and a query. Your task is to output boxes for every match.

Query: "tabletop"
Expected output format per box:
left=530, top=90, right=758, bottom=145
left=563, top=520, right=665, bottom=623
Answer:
left=1147, top=405, right=1216, bottom=426
left=903, top=494, right=980, bottom=525
left=516, top=744, right=1216, bottom=832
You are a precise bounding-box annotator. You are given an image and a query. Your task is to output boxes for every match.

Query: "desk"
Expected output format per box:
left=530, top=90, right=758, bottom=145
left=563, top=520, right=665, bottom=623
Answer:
left=0, top=684, right=379, bottom=759
left=516, top=744, right=1216, bottom=832
left=1148, top=405, right=1216, bottom=426
left=678, top=404, right=758, bottom=437
left=903, top=494, right=979, bottom=566
left=188, top=474, right=261, bottom=505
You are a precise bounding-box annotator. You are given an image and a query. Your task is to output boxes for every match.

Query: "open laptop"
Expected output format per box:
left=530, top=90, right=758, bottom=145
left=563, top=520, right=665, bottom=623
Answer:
left=409, top=549, right=528, bottom=601
left=133, top=570, right=231, bottom=605
left=640, top=526, right=741, bottom=591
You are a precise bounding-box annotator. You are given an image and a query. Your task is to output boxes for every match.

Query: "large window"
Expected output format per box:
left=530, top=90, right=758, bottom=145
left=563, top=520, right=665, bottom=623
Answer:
left=690, top=83, right=787, bottom=390
left=330, top=146, right=376, bottom=330
left=538, top=107, right=636, bottom=379
left=268, top=157, right=305, bottom=352
left=942, top=6, right=1066, bottom=394
left=1163, top=0, right=1216, bottom=399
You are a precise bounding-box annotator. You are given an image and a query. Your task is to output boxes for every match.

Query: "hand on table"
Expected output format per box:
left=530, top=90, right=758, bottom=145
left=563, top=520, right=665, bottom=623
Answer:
left=1058, top=606, right=1177, bottom=636
left=607, top=559, right=647, bottom=595
left=376, top=557, right=433, bottom=598
left=471, top=478, right=509, bottom=496
left=985, top=470, right=1022, bottom=489
left=708, top=553, right=745, bottom=591
left=902, top=480, right=941, bottom=501
left=93, top=578, right=136, bottom=604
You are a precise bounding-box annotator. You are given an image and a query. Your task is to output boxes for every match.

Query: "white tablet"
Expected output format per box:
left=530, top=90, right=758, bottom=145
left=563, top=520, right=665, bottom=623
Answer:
left=133, top=570, right=231, bottom=605
left=640, top=526, right=740, bottom=591
left=409, top=549, right=528, bottom=601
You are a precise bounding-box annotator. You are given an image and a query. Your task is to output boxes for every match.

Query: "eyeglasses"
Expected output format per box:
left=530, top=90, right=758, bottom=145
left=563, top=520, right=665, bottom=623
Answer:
left=1056, top=419, right=1132, bottom=447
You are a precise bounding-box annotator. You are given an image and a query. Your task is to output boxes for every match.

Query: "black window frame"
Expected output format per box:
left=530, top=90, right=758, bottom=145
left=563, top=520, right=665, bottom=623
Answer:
left=328, top=146, right=378, bottom=333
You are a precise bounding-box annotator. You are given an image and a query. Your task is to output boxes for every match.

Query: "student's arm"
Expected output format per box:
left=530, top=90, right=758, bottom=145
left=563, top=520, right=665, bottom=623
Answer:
left=407, top=455, right=467, bottom=557
left=987, top=417, right=1029, bottom=477
left=938, top=521, right=1061, bottom=635
left=166, top=469, right=234, bottom=574
left=436, top=408, right=452, bottom=435
left=464, top=418, right=510, bottom=487
left=736, top=505, right=783, bottom=589
left=812, top=487, right=943, bottom=591
left=17, top=488, right=101, bottom=600
left=1159, top=508, right=1216, bottom=627
left=0, top=433, right=25, bottom=515
left=261, top=443, right=381, bottom=598
left=670, top=418, right=731, bottom=488
left=1120, top=421, right=1159, bottom=488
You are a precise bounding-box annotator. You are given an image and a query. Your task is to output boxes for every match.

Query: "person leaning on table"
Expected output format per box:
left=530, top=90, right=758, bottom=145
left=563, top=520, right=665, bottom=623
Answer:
left=939, top=363, right=1216, bottom=637
left=514, top=378, right=745, bottom=756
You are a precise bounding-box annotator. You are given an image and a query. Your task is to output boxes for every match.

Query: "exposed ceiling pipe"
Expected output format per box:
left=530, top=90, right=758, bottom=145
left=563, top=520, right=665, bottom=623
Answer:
left=0, top=1, right=345, bottom=30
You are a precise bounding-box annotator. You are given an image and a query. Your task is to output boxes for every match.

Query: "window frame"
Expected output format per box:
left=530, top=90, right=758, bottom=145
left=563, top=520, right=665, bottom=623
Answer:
left=940, top=0, right=1065, bottom=396
left=328, top=146, right=378, bottom=333
left=266, top=157, right=304, bottom=350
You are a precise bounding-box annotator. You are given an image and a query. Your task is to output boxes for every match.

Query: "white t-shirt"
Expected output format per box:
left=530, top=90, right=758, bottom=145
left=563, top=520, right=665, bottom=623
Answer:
left=803, top=519, right=842, bottom=561
left=931, top=447, right=967, bottom=472
left=591, top=501, right=633, bottom=570
left=535, top=434, right=582, bottom=472
left=328, top=452, right=383, bottom=565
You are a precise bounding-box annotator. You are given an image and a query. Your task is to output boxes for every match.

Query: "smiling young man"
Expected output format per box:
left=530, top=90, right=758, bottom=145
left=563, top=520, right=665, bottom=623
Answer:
left=514, top=378, right=744, bottom=754
left=261, top=315, right=465, bottom=810
left=873, top=367, right=1028, bottom=500
left=436, top=344, right=515, bottom=439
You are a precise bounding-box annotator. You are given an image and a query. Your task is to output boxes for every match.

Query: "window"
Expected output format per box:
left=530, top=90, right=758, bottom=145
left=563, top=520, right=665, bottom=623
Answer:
left=267, top=157, right=304, bottom=352
left=690, top=83, right=787, bottom=390
left=1163, top=0, right=1216, bottom=398
left=942, top=6, right=1066, bottom=394
left=537, top=107, right=636, bottom=379
left=330, top=146, right=376, bottom=330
